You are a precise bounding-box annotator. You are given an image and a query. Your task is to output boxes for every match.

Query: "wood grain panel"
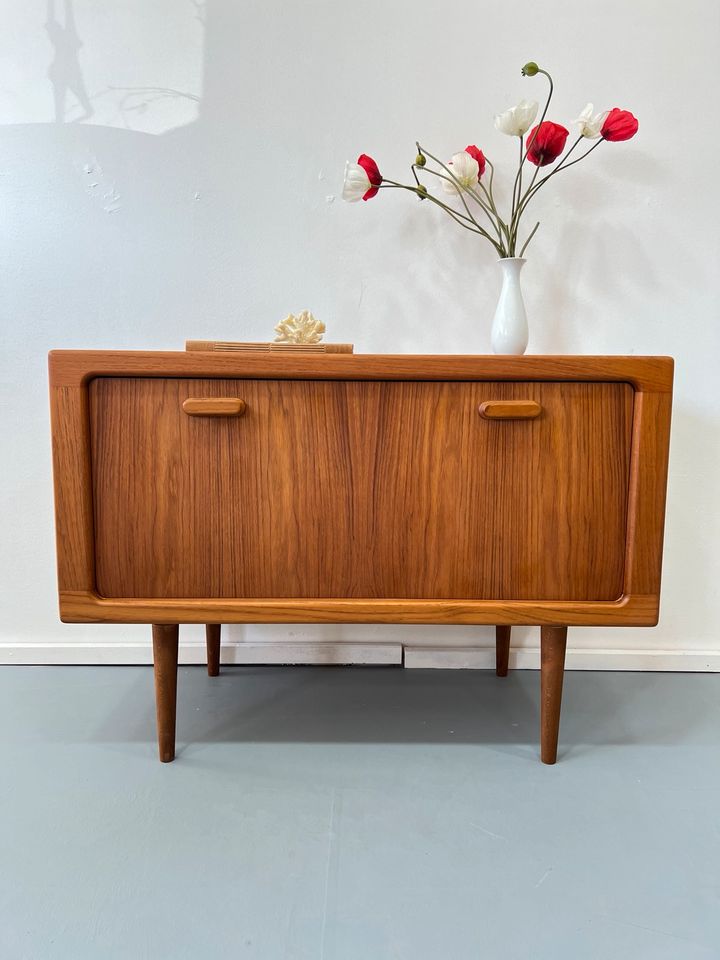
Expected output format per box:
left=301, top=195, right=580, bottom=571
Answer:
left=368, top=381, right=633, bottom=601
left=50, top=385, right=95, bottom=592
left=91, top=378, right=356, bottom=600
left=623, top=390, right=673, bottom=598
left=89, top=378, right=632, bottom=602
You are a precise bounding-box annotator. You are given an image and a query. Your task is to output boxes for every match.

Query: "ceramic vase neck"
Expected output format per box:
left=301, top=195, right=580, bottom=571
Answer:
left=498, top=257, right=526, bottom=273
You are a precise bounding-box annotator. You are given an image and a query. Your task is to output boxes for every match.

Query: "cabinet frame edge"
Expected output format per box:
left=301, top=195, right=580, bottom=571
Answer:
left=49, top=351, right=673, bottom=627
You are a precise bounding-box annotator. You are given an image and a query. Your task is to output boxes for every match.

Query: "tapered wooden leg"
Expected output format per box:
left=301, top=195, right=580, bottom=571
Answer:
left=496, top=625, right=511, bottom=677
left=540, top=626, right=568, bottom=764
left=152, top=624, right=179, bottom=762
left=206, top=623, right=221, bottom=677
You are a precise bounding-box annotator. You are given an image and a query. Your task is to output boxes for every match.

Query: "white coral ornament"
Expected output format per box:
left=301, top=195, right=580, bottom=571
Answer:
left=273, top=310, right=326, bottom=344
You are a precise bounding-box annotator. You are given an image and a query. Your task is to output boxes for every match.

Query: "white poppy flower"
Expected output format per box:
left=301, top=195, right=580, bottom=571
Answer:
left=574, top=103, right=609, bottom=139
left=441, top=151, right=480, bottom=194
left=343, top=162, right=372, bottom=202
left=494, top=99, right=538, bottom=137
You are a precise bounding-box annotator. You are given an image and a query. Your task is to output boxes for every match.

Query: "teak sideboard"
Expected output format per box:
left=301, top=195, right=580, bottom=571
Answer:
left=49, top=351, right=673, bottom=764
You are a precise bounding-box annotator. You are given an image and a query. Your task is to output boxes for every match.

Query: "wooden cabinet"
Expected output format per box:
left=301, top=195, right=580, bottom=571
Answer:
left=49, top=352, right=673, bottom=764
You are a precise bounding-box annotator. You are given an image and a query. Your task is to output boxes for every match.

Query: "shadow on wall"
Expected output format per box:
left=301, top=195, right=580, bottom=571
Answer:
left=46, top=0, right=93, bottom=122
left=0, top=1, right=234, bottom=351
left=5, top=0, right=205, bottom=132
left=0, top=0, right=372, bottom=350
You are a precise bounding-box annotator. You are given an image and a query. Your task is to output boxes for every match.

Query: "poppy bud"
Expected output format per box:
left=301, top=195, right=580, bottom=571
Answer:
left=522, top=62, right=539, bottom=77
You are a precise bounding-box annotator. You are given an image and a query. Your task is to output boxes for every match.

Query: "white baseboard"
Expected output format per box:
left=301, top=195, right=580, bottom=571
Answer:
left=0, top=642, right=719, bottom=670
left=0, top=642, right=402, bottom=666
left=403, top=646, right=720, bottom=672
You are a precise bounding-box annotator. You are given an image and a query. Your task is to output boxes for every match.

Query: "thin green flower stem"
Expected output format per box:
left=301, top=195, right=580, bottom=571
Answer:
left=415, top=143, right=502, bottom=236
left=378, top=182, right=503, bottom=252
left=517, top=137, right=604, bottom=217
left=509, top=68, right=554, bottom=221
left=529, top=69, right=554, bottom=145
left=415, top=146, right=509, bottom=257
left=552, top=134, right=584, bottom=171
left=415, top=146, right=510, bottom=255
left=483, top=160, right=512, bottom=253
left=459, top=181, right=498, bottom=223
left=481, top=157, right=510, bottom=248
left=416, top=165, right=489, bottom=216
left=471, top=181, right=507, bottom=246
left=415, top=191, right=504, bottom=250
left=539, top=135, right=600, bottom=180
left=514, top=134, right=583, bottom=225
left=477, top=177, right=498, bottom=216
left=415, top=144, right=494, bottom=229
left=420, top=194, right=504, bottom=251
left=381, top=178, right=476, bottom=225
left=486, top=157, right=497, bottom=201
left=519, top=220, right=540, bottom=258
left=450, top=177, right=508, bottom=255
left=464, top=166, right=501, bottom=220
left=510, top=136, right=599, bottom=250
left=421, top=195, right=505, bottom=251
left=482, top=160, right=503, bottom=222
left=417, top=165, right=502, bottom=238
left=518, top=70, right=555, bottom=167
left=511, top=137, right=524, bottom=225
left=466, top=182, right=506, bottom=232
left=518, top=135, right=524, bottom=199
left=510, top=161, right=541, bottom=251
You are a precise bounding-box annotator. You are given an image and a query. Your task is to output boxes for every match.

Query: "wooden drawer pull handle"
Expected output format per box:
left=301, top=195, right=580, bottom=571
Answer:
left=478, top=400, right=542, bottom=420
left=182, top=398, right=246, bottom=417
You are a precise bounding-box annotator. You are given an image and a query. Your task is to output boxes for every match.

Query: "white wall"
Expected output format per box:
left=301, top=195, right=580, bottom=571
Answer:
left=1, top=0, right=718, bottom=668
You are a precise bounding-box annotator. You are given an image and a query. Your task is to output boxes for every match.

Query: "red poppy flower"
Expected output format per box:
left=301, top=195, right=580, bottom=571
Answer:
left=601, top=108, right=638, bottom=142
left=357, top=154, right=382, bottom=199
left=526, top=121, right=569, bottom=166
left=464, top=145, right=486, bottom=178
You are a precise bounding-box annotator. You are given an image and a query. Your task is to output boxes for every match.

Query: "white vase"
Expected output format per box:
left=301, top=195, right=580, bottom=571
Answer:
left=491, top=257, right=528, bottom=355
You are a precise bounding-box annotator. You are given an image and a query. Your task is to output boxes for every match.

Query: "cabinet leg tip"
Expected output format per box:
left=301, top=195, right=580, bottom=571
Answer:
left=159, top=748, right=175, bottom=762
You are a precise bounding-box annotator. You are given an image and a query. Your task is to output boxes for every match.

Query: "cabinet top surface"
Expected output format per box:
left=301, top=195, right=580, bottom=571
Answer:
left=49, top=351, right=674, bottom=393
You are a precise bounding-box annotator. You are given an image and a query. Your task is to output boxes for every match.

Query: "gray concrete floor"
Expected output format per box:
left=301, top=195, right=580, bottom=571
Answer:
left=1, top=666, right=719, bottom=960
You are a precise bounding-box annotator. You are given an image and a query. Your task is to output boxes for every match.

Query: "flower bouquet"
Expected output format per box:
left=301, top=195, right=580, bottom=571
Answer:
left=343, top=62, right=638, bottom=354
